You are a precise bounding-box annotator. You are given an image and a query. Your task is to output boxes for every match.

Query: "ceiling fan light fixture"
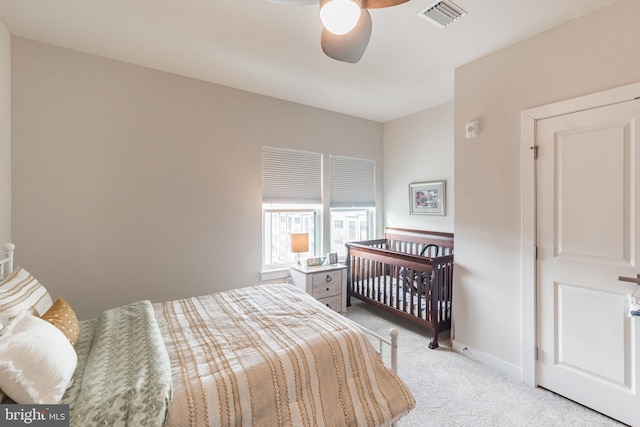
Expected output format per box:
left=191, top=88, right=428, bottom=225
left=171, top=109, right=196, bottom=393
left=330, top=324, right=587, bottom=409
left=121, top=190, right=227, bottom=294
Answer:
left=319, top=0, right=362, bottom=35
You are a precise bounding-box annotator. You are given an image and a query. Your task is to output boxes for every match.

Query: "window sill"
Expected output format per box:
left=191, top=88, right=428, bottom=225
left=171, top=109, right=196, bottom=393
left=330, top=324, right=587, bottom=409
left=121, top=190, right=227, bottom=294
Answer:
left=260, top=268, right=291, bottom=282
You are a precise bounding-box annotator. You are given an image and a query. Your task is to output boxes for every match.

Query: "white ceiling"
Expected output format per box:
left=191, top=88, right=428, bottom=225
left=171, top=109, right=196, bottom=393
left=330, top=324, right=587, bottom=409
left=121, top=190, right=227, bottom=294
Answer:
left=0, top=0, right=619, bottom=122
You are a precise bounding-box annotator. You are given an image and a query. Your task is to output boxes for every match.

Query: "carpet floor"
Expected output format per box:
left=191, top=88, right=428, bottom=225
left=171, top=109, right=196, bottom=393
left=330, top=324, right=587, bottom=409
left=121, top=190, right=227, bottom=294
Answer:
left=345, top=299, right=625, bottom=427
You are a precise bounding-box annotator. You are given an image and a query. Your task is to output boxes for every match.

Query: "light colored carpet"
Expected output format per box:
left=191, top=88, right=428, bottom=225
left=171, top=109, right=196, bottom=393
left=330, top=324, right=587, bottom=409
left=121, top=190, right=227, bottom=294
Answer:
left=345, top=299, right=625, bottom=427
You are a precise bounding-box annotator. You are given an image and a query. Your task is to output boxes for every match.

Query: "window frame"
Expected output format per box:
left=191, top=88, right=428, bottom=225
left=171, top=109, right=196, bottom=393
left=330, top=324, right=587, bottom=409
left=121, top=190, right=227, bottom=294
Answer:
left=262, top=205, right=321, bottom=271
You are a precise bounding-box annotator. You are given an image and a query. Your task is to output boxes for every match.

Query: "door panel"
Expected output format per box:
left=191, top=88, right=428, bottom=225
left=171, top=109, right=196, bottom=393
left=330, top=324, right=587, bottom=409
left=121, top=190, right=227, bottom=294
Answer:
left=555, top=125, right=628, bottom=261
left=536, top=99, right=640, bottom=426
left=557, top=282, right=627, bottom=384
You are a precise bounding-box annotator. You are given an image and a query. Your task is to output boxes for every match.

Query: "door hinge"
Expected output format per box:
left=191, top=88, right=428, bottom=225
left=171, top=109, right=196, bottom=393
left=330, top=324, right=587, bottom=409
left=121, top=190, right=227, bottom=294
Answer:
left=534, top=246, right=538, bottom=260
left=530, top=145, right=539, bottom=159
left=534, top=346, right=539, bottom=360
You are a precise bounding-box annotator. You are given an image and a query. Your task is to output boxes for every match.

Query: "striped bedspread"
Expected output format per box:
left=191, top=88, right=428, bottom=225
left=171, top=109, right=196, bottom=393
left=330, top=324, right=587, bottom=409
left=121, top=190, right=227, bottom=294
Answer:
left=153, top=283, right=415, bottom=427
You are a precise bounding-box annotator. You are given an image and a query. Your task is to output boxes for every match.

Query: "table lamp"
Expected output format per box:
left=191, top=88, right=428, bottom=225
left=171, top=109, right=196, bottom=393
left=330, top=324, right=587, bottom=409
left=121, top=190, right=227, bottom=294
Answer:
left=290, top=232, right=309, bottom=267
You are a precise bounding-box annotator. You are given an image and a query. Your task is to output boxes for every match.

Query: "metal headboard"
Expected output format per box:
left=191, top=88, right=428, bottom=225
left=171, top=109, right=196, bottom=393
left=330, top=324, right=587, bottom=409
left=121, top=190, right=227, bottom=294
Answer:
left=0, top=243, right=15, bottom=281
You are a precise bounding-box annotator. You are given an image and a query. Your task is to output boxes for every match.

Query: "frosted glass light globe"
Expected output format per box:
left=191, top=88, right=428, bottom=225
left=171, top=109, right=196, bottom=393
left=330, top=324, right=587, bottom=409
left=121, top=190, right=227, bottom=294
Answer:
left=320, top=0, right=362, bottom=35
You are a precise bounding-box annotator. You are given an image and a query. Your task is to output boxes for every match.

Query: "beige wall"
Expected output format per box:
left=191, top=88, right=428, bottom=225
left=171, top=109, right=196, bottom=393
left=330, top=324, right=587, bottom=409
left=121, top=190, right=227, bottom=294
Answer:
left=11, top=38, right=383, bottom=320
left=0, top=22, right=9, bottom=245
left=453, top=0, right=640, bottom=376
left=383, top=102, right=454, bottom=232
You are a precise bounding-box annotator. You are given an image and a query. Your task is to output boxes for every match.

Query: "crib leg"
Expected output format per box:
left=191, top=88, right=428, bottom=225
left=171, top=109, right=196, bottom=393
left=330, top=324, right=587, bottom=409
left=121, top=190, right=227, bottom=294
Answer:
left=429, top=326, right=439, bottom=349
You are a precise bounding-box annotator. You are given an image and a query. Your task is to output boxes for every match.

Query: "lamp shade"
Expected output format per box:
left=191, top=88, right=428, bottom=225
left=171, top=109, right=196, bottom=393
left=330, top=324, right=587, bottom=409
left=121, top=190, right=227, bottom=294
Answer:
left=290, top=233, right=309, bottom=253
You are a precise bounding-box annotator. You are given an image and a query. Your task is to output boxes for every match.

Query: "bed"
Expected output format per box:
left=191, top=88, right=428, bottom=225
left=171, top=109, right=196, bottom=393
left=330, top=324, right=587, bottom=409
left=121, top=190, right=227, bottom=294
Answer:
left=345, top=228, right=454, bottom=349
left=0, top=243, right=415, bottom=426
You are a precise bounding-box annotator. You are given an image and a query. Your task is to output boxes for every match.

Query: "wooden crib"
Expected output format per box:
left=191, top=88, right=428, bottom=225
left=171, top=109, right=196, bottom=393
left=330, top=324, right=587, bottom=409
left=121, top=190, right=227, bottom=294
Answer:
left=346, top=228, right=454, bottom=349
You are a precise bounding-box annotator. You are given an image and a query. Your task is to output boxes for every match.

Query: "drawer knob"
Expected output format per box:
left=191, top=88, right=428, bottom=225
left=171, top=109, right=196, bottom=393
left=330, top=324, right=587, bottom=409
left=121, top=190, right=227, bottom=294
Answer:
left=325, top=275, right=332, bottom=283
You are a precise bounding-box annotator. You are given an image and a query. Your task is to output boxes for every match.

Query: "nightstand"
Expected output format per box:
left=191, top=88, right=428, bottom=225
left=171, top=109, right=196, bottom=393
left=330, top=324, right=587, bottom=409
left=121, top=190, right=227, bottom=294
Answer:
left=289, top=264, right=348, bottom=314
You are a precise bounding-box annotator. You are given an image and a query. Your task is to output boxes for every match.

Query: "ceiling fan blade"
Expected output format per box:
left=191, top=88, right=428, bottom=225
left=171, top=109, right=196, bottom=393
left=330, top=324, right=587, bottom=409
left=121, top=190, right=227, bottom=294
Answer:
left=362, top=0, right=409, bottom=8
left=321, top=9, right=372, bottom=63
left=263, top=0, right=317, bottom=4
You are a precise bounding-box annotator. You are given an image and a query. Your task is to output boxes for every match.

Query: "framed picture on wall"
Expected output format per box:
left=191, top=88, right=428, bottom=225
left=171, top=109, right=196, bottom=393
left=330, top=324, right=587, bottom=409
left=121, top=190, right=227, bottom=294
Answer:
left=409, top=180, right=446, bottom=216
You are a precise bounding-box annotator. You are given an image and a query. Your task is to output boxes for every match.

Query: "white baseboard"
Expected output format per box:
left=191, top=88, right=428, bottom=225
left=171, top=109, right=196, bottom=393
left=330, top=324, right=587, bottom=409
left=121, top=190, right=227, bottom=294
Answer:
left=452, top=339, right=522, bottom=383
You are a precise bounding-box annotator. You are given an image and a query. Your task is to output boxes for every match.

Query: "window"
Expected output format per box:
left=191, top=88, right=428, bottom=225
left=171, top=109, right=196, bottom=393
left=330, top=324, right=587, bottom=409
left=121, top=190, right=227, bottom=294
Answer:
left=263, top=207, right=318, bottom=268
left=262, top=147, right=322, bottom=270
left=261, top=149, right=376, bottom=271
left=330, top=208, right=374, bottom=258
left=329, top=155, right=375, bottom=259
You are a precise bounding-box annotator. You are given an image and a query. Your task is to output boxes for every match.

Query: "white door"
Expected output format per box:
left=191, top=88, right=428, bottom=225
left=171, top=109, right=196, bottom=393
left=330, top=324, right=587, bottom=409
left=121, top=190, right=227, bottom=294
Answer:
left=536, top=98, right=640, bottom=426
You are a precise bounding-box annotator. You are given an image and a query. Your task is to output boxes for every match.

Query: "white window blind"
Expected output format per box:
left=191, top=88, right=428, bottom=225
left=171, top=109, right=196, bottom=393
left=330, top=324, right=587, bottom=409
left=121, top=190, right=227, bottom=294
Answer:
left=262, top=147, right=322, bottom=204
left=330, top=155, right=375, bottom=208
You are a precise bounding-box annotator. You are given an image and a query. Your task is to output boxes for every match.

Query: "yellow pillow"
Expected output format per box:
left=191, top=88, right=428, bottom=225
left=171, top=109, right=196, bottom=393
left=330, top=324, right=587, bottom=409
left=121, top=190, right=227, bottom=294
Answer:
left=41, top=298, right=79, bottom=346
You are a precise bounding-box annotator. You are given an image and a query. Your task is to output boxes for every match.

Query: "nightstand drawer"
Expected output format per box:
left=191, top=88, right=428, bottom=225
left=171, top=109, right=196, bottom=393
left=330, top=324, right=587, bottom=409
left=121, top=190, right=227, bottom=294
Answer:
left=311, top=270, right=342, bottom=286
left=317, top=294, right=342, bottom=313
left=311, top=279, right=342, bottom=299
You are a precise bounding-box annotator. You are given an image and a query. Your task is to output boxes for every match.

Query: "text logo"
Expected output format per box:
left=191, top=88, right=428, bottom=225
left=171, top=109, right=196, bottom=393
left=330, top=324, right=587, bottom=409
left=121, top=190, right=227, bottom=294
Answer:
left=1, top=405, right=69, bottom=426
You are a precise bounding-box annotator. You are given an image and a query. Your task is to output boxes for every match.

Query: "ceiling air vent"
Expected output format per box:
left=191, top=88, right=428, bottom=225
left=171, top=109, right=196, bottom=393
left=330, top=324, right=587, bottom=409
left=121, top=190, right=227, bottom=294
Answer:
left=418, top=0, right=467, bottom=28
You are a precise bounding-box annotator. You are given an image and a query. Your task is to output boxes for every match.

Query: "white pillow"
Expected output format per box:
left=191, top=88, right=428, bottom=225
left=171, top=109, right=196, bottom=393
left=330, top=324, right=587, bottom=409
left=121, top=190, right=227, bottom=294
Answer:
left=0, top=267, right=53, bottom=316
left=0, top=311, right=77, bottom=404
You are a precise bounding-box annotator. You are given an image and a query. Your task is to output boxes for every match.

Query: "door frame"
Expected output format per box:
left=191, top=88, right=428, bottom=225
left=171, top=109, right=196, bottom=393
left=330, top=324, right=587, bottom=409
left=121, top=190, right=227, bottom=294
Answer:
left=520, top=82, right=640, bottom=386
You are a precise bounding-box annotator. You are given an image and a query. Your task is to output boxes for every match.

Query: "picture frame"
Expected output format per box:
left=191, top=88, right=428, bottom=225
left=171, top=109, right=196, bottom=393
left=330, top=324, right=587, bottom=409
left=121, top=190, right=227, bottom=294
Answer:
left=409, top=180, right=446, bottom=216
left=328, top=252, right=338, bottom=265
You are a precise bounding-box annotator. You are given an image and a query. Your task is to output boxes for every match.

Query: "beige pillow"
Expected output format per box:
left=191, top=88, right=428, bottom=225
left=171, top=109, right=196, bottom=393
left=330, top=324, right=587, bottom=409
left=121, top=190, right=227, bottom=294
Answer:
left=41, top=298, right=80, bottom=346
left=0, top=267, right=53, bottom=316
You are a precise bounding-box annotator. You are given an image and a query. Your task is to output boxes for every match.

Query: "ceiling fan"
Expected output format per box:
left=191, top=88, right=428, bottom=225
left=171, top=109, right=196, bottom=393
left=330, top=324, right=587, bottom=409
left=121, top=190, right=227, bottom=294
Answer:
left=264, top=0, right=410, bottom=63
